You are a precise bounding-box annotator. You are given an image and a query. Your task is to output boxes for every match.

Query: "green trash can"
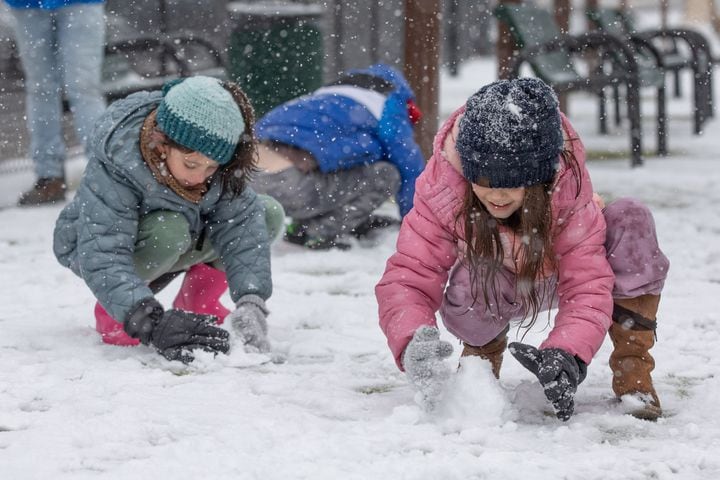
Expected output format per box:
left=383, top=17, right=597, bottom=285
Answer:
left=227, top=2, right=325, bottom=118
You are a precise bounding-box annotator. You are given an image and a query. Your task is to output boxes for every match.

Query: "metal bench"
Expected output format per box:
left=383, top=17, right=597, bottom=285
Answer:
left=495, top=3, right=664, bottom=166
left=103, top=12, right=226, bottom=102
left=588, top=7, right=714, bottom=135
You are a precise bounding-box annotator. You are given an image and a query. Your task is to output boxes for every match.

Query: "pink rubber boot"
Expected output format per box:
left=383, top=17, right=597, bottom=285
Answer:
left=172, top=263, right=230, bottom=324
left=95, top=302, right=140, bottom=346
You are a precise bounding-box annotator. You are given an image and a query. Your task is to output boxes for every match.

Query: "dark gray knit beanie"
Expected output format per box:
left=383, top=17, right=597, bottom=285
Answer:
left=456, top=78, right=563, bottom=188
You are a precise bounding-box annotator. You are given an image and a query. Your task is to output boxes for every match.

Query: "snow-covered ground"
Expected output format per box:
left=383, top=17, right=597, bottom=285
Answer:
left=1, top=53, right=720, bottom=478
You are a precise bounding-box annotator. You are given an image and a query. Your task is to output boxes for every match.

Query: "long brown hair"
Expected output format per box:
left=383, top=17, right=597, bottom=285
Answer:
left=217, top=80, right=258, bottom=196
left=456, top=146, right=582, bottom=333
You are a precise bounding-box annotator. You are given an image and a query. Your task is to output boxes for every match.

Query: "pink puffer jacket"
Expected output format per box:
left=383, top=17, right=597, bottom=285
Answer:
left=376, top=107, right=614, bottom=370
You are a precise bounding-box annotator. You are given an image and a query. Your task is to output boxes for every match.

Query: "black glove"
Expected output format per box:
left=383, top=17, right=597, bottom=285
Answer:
left=124, top=298, right=230, bottom=363
left=509, top=342, right=587, bottom=421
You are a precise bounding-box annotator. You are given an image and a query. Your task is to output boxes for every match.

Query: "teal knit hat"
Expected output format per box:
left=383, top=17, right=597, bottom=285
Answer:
left=156, top=76, right=245, bottom=165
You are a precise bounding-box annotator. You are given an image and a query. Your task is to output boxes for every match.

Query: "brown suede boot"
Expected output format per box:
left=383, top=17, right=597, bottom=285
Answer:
left=609, top=294, right=662, bottom=421
left=17, top=177, right=66, bottom=206
left=460, top=328, right=508, bottom=379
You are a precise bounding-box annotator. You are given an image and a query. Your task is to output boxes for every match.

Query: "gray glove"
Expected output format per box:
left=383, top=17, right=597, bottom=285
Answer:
left=402, top=326, right=454, bottom=411
left=228, top=294, right=271, bottom=353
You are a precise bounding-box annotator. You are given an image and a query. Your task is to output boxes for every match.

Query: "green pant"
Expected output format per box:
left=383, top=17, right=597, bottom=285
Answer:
left=133, top=194, right=284, bottom=282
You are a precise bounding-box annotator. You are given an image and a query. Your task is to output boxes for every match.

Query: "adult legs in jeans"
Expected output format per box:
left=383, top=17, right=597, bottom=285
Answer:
left=55, top=4, right=106, bottom=147
left=252, top=161, right=401, bottom=245
left=11, top=4, right=106, bottom=204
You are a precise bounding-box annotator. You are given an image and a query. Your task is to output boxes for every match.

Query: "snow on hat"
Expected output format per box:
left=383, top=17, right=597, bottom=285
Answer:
left=156, top=76, right=245, bottom=165
left=456, top=77, right=563, bottom=188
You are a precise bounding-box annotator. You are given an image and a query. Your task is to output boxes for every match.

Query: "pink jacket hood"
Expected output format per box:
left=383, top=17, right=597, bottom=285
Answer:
left=376, top=107, right=614, bottom=370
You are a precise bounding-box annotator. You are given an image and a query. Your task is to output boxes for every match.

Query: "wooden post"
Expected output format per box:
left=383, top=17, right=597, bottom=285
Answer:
left=586, top=0, right=598, bottom=31
left=496, top=0, right=520, bottom=79
left=585, top=0, right=600, bottom=65
left=585, top=0, right=602, bottom=128
left=404, top=0, right=441, bottom=160
left=554, top=0, right=570, bottom=113
left=554, top=0, right=570, bottom=33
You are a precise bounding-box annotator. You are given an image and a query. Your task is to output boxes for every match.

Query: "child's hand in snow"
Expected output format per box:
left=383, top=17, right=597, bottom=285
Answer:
left=123, top=298, right=230, bottom=364
left=402, top=326, right=454, bottom=411
left=509, top=343, right=587, bottom=421
left=228, top=295, right=271, bottom=353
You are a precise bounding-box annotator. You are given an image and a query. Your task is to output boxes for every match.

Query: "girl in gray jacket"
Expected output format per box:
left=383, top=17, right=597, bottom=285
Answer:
left=53, top=76, right=284, bottom=363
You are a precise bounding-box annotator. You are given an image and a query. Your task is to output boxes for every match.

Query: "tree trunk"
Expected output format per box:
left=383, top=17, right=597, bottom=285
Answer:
left=404, top=0, right=441, bottom=160
left=496, top=0, right=520, bottom=79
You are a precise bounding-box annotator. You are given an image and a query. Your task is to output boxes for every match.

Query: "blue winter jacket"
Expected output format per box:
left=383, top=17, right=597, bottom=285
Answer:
left=5, top=0, right=102, bottom=9
left=255, top=64, right=425, bottom=217
left=53, top=90, right=272, bottom=323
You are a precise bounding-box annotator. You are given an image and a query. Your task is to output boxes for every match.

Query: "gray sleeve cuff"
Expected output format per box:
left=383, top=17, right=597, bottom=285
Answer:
left=235, top=294, right=269, bottom=314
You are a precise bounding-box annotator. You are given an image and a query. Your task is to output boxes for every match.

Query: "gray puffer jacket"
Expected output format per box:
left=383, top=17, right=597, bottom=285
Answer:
left=54, top=91, right=272, bottom=322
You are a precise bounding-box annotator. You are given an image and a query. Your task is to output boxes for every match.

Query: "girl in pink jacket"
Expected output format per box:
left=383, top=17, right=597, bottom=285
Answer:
left=376, top=78, right=669, bottom=421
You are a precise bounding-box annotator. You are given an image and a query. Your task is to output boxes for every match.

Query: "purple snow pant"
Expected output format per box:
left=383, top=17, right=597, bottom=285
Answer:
left=439, top=198, right=670, bottom=347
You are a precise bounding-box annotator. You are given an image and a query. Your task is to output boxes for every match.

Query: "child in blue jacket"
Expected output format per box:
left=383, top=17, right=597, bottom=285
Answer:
left=252, top=63, right=425, bottom=250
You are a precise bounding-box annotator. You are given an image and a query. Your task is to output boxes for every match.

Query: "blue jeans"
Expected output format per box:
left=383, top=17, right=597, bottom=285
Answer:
left=10, top=3, right=106, bottom=179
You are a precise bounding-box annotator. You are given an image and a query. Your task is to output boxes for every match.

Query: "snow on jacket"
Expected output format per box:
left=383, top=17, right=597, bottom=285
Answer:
left=376, top=106, right=614, bottom=370
left=4, top=0, right=102, bottom=9
left=255, top=64, right=425, bottom=217
left=53, top=90, right=272, bottom=323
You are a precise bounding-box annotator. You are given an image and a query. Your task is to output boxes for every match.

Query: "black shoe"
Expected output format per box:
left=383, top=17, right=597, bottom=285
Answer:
left=283, top=222, right=308, bottom=246
left=302, top=236, right=352, bottom=251
left=17, top=177, right=66, bottom=206
left=284, top=223, right=351, bottom=250
left=351, top=214, right=400, bottom=238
